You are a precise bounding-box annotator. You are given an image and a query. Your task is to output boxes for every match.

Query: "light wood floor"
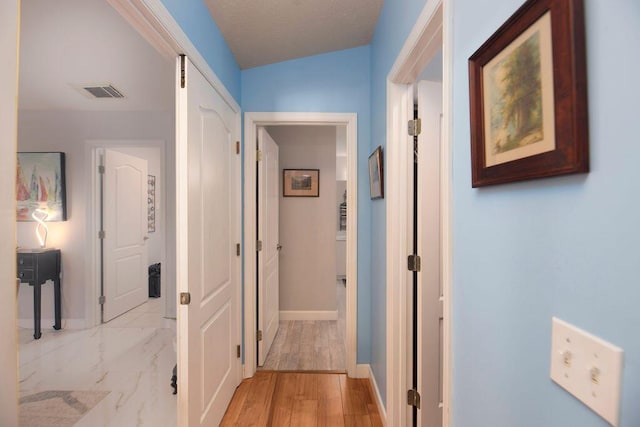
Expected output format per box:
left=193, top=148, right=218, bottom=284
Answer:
left=221, top=371, right=383, bottom=426
left=260, top=320, right=346, bottom=370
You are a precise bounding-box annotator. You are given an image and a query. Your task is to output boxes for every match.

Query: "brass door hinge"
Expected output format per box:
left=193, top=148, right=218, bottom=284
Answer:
left=180, top=292, right=191, bottom=305
left=407, top=389, right=421, bottom=408
left=180, top=55, right=186, bottom=88
left=257, top=150, right=263, bottom=162
left=257, top=330, right=263, bottom=341
left=408, top=119, right=421, bottom=136
left=256, top=240, right=263, bottom=252
left=408, top=254, right=421, bottom=272
left=235, top=141, right=240, bottom=155
left=236, top=243, right=241, bottom=256
left=236, top=345, right=241, bottom=358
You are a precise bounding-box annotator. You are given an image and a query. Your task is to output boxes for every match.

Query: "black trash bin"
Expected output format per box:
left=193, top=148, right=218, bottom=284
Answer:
left=148, top=263, right=161, bottom=297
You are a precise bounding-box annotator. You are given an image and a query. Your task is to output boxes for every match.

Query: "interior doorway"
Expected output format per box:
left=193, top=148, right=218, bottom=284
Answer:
left=386, top=1, right=452, bottom=426
left=244, top=112, right=358, bottom=379
left=255, top=125, right=348, bottom=371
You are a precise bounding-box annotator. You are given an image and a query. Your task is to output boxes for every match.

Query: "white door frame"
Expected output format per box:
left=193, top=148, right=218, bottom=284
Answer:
left=386, top=0, right=453, bottom=426
left=0, top=1, right=20, bottom=423
left=86, top=1, right=243, bottom=327
left=244, top=112, right=358, bottom=378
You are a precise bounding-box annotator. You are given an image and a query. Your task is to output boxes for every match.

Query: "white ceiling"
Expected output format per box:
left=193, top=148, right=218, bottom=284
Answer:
left=204, top=0, right=384, bottom=69
left=18, top=0, right=174, bottom=112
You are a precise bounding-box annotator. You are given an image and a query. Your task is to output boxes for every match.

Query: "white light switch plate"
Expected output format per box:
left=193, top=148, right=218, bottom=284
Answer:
left=550, top=317, right=624, bottom=426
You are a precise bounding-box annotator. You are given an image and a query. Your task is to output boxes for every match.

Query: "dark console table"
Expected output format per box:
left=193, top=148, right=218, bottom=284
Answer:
left=17, top=248, right=62, bottom=339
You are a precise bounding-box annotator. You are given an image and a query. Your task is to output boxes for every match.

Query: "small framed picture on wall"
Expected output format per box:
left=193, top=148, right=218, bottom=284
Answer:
left=283, top=169, right=320, bottom=197
left=368, top=146, right=384, bottom=199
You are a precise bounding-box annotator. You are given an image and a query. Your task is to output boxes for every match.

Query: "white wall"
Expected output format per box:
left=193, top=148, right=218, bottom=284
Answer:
left=267, top=126, right=337, bottom=312
left=17, top=110, right=175, bottom=326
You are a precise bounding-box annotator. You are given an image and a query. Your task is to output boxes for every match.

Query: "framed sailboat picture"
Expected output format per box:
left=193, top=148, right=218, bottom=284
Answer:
left=16, top=152, right=67, bottom=221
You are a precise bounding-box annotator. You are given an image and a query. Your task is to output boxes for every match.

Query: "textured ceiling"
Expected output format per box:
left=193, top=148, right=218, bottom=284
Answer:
left=204, top=0, right=384, bottom=69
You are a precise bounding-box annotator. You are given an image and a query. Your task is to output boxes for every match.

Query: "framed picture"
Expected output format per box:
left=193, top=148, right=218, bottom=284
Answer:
left=148, top=175, right=156, bottom=233
left=368, top=146, right=384, bottom=199
left=283, top=169, right=319, bottom=197
left=468, top=0, right=588, bottom=187
left=16, top=152, right=67, bottom=221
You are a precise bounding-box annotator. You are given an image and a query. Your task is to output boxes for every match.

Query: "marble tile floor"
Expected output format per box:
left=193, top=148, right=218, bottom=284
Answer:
left=18, top=297, right=177, bottom=426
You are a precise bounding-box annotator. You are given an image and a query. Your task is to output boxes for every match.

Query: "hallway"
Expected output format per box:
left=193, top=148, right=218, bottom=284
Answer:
left=221, top=371, right=382, bottom=426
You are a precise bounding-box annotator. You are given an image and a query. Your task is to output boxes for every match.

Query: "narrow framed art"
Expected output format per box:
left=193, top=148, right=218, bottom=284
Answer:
left=16, top=152, right=67, bottom=221
left=283, top=169, right=319, bottom=197
left=468, top=0, right=588, bottom=187
left=368, top=146, right=384, bottom=199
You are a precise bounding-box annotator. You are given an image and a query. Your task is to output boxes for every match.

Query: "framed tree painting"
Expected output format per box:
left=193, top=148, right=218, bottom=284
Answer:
left=16, top=152, right=67, bottom=221
left=468, top=0, right=588, bottom=187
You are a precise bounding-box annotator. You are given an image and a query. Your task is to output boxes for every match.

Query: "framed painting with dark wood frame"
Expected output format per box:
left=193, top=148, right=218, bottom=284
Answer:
left=368, top=146, right=384, bottom=199
left=283, top=169, right=320, bottom=197
left=468, top=0, right=588, bottom=187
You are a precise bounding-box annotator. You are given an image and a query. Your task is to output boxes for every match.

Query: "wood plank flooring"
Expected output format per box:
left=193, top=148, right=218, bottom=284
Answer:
left=260, top=320, right=346, bottom=371
left=221, top=371, right=382, bottom=427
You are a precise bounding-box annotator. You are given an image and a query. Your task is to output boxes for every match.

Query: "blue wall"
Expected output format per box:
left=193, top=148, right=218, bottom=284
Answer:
left=242, top=46, right=373, bottom=364
left=369, top=0, right=431, bottom=405
left=160, top=0, right=241, bottom=103
left=451, top=0, right=640, bottom=426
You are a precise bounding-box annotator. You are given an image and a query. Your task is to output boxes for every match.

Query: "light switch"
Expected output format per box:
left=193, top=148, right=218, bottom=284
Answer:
left=550, top=317, right=624, bottom=426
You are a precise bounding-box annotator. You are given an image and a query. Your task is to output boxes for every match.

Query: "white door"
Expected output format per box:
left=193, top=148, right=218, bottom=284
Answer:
left=176, top=56, right=241, bottom=426
left=257, top=127, right=280, bottom=366
left=417, top=80, right=443, bottom=427
left=102, top=149, right=149, bottom=322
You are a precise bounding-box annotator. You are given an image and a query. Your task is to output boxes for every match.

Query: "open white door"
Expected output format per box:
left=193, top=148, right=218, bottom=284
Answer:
left=417, top=80, right=443, bottom=427
left=102, top=149, right=149, bottom=322
left=257, top=127, right=280, bottom=366
left=176, top=56, right=241, bottom=426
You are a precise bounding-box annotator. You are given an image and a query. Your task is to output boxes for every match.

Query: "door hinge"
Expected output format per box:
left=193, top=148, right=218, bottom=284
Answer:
left=236, top=243, right=241, bottom=256
left=180, top=55, right=186, bottom=88
left=235, top=141, right=240, bottom=155
left=98, top=165, right=105, bottom=174
left=256, top=240, right=263, bottom=252
left=256, top=150, right=262, bottom=162
left=257, top=330, right=263, bottom=341
left=408, top=118, right=421, bottom=136
left=236, top=345, right=241, bottom=358
left=408, top=254, right=421, bottom=272
left=98, top=295, right=106, bottom=305
left=407, top=389, right=421, bottom=408
left=98, top=230, right=105, bottom=239
left=180, top=292, right=191, bottom=305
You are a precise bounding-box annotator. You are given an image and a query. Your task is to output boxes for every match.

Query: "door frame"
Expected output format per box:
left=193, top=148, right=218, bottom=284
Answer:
left=244, top=112, right=358, bottom=378
left=0, top=1, right=20, bottom=423
left=386, top=0, right=453, bottom=426
left=87, top=140, right=167, bottom=326
left=88, top=1, right=243, bottom=424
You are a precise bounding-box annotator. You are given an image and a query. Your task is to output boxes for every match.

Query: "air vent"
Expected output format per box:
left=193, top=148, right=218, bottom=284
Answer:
left=82, top=84, right=124, bottom=99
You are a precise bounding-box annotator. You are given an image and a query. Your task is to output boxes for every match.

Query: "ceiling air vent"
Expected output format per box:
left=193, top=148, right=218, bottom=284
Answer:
left=82, top=84, right=124, bottom=99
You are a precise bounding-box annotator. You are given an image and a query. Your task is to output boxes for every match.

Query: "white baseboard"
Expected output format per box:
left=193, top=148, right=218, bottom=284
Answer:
left=369, top=365, right=388, bottom=426
left=355, top=363, right=370, bottom=378
left=361, top=364, right=387, bottom=426
left=18, top=318, right=86, bottom=330
left=279, top=310, right=338, bottom=321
